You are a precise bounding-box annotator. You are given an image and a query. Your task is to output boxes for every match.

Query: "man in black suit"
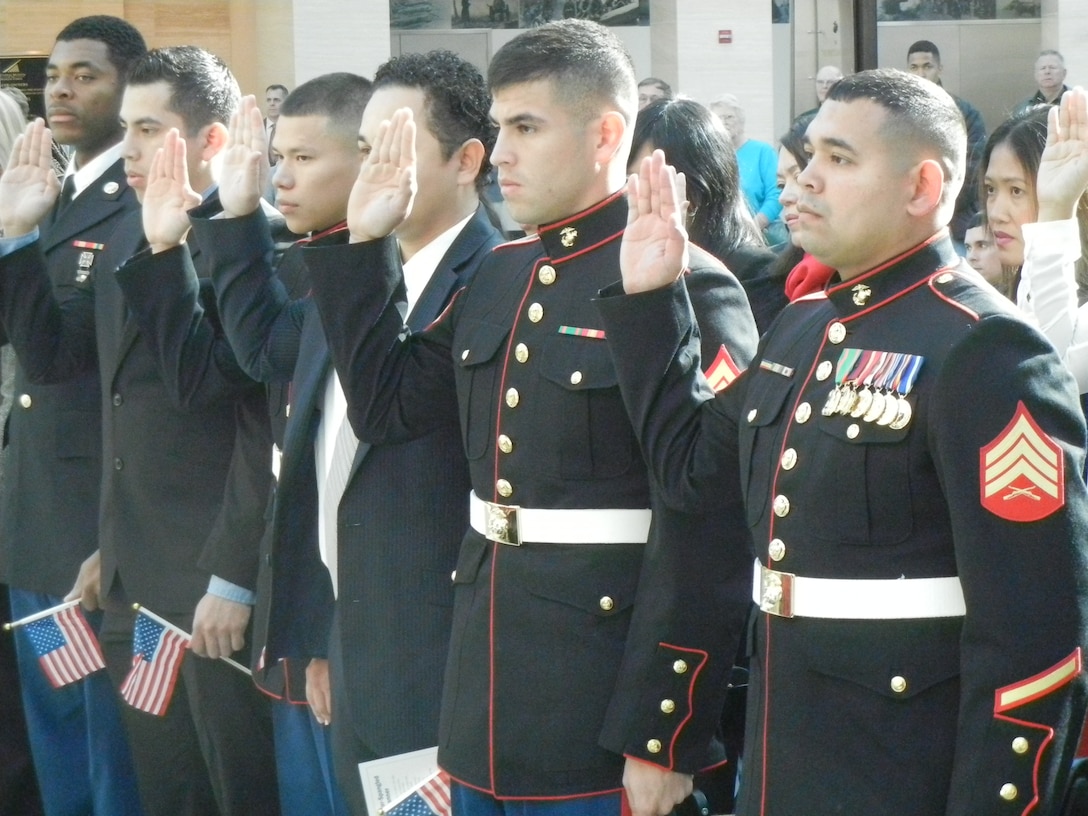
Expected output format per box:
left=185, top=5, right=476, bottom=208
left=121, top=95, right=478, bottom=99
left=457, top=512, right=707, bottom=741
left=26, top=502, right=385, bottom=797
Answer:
left=0, top=15, right=145, bottom=816
left=184, top=52, right=501, bottom=814
left=0, top=47, right=279, bottom=816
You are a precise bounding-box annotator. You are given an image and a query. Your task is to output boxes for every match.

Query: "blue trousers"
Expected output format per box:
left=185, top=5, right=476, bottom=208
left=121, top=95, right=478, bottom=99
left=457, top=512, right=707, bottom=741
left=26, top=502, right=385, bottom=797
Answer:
left=270, top=698, right=351, bottom=816
left=451, top=781, right=624, bottom=816
left=9, top=589, right=143, bottom=816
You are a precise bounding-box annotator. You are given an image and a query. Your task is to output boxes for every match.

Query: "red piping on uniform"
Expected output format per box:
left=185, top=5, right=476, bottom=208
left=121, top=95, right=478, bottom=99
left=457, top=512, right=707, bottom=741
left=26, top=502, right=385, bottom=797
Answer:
left=423, top=286, right=466, bottom=333
left=825, top=231, right=945, bottom=294
left=658, top=642, right=708, bottom=768
left=927, top=272, right=980, bottom=321
left=994, top=649, right=1082, bottom=713
left=992, top=713, right=1054, bottom=816
left=543, top=189, right=624, bottom=231
left=760, top=615, right=771, bottom=814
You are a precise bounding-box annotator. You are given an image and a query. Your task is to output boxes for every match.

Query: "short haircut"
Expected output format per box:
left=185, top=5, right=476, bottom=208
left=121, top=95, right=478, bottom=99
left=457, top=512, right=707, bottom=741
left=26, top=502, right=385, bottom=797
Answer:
left=966, top=211, right=986, bottom=232
left=630, top=97, right=761, bottom=254
left=638, top=77, right=672, bottom=97
left=266, top=84, right=289, bottom=95
left=1038, top=49, right=1065, bottom=64
left=907, top=40, right=941, bottom=62
left=374, top=50, right=494, bottom=189
left=54, top=15, right=147, bottom=82
left=127, top=46, right=240, bottom=136
left=279, top=72, right=373, bottom=144
left=0, top=90, right=25, bottom=170
left=826, top=68, right=966, bottom=205
left=488, top=18, right=636, bottom=125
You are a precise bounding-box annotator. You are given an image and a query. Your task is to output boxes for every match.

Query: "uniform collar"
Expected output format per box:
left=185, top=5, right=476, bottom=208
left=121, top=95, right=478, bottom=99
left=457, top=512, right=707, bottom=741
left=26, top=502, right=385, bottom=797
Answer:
left=536, top=189, right=627, bottom=263
left=825, top=230, right=960, bottom=315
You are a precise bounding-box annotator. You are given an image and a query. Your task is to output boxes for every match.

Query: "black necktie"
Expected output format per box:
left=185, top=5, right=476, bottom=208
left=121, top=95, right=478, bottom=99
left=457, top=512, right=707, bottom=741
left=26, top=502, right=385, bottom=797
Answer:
left=56, top=175, right=77, bottom=218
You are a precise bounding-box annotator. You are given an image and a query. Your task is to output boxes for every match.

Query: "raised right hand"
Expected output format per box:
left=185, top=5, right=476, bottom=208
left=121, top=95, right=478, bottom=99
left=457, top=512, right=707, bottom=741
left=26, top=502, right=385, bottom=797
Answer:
left=347, top=107, right=417, bottom=243
left=1037, top=86, right=1088, bottom=222
left=0, top=119, right=61, bottom=237
left=218, top=95, right=268, bottom=218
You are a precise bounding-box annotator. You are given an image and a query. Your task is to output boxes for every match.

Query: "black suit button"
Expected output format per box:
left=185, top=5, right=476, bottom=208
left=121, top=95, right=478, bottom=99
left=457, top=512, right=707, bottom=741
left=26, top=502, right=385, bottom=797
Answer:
left=114, top=458, right=123, bottom=470
left=112, top=393, right=123, bottom=407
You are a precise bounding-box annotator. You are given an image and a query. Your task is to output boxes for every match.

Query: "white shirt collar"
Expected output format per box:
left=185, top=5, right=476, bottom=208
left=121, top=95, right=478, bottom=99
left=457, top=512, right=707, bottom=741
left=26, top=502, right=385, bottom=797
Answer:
left=66, top=142, right=123, bottom=198
left=401, top=211, right=474, bottom=319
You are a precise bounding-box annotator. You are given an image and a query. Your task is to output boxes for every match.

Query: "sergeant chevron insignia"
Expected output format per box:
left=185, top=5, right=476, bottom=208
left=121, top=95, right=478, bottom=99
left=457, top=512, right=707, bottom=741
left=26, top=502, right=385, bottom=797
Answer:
left=980, top=401, right=1064, bottom=522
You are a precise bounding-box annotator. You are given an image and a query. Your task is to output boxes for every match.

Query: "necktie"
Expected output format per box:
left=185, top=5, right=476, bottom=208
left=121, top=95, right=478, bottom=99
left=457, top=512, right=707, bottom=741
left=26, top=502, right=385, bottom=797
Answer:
left=267, top=122, right=277, bottom=166
left=56, top=174, right=77, bottom=217
left=321, top=411, right=358, bottom=598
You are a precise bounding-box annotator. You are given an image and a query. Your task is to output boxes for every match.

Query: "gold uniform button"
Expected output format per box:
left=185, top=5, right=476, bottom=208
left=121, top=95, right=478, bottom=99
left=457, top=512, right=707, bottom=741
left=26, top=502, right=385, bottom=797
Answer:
left=18, top=394, right=31, bottom=409
left=646, top=739, right=662, bottom=754
left=747, top=409, right=758, bottom=423
left=461, top=349, right=470, bottom=361
left=937, top=272, right=954, bottom=284
left=1012, top=737, right=1029, bottom=755
left=781, top=448, right=797, bottom=470
left=570, top=371, right=583, bottom=385
left=828, top=322, right=847, bottom=344
left=768, top=539, right=786, bottom=561
left=451, top=570, right=457, bottom=581
left=496, top=479, right=513, bottom=498
left=890, top=675, right=907, bottom=694
left=515, top=343, right=529, bottom=363
left=773, top=495, right=790, bottom=517
left=999, top=783, right=1018, bottom=801
left=538, top=265, right=557, bottom=285
left=505, top=388, right=520, bottom=408
left=816, top=360, right=833, bottom=381
left=660, top=699, right=676, bottom=714
left=599, top=596, right=614, bottom=611
left=672, top=659, right=688, bottom=674
left=847, top=423, right=860, bottom=439
left=794, top=402, right=812, bottom=424
left=528, top=303, right=543, bottom=323
left=498, top=435, right=513, bottom=454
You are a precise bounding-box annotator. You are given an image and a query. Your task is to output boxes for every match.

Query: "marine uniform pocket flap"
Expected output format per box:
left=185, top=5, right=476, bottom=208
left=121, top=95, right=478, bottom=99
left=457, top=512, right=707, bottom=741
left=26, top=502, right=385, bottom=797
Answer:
left=817, top=410, right=911, bottom=444
left=539, top=332, right=617, bottom=390
left=521, top=544, right=642, bottom=617
left=456, top=320, right=511, bottom=368
left=741, top=370, right=794, bottom=429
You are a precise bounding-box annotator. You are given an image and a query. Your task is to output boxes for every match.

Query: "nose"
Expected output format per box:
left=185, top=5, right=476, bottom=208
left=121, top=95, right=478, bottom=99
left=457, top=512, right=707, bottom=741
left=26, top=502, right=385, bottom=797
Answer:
left=120, top=129, right=137, bottom=161
left=273, top=161, right=289, bottom=190
left=48, top=75, right=72, bottom=100
left=490, top=128, right=511, bottom=169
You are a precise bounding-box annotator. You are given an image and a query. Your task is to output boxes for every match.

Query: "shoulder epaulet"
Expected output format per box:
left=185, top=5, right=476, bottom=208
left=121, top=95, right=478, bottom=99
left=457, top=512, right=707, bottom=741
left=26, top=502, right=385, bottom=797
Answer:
left=927, top=265, right=1018, bottom=322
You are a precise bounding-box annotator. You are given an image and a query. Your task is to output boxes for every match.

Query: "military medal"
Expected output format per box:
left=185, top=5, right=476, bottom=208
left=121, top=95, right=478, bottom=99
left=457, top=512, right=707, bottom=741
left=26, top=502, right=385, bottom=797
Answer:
left=876, top=354, right=908, bottom=426
left=72, top=240, right=104, bottom=283
left=888, top=354, right=924, bottom=430
left=823, top=348, right=860, bottom=416
left=863, top=352, right=898, bottom=423
left=848, top=351, right=884, bottom=418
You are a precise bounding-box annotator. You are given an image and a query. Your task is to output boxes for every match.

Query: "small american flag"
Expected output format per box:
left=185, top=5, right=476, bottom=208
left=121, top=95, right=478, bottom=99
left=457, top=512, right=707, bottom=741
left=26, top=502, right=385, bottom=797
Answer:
left=383, top=771, right=451, bottom=816
left=23, top=604, right=105, bottom=688
left=120, top=610, right=189, bottom=716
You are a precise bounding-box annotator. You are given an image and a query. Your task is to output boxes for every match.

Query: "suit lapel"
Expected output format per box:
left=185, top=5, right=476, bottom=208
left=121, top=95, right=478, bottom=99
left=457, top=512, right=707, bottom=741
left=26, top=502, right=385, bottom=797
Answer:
left=283, top=307, right=332, bottom=468
left=41, top=160, right=132, bottom=254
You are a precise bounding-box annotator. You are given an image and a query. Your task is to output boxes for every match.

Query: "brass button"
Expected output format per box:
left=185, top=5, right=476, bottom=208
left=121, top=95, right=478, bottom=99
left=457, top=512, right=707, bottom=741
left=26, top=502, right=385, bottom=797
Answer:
left=937, top=272, right=954, bottom=284
left=747, top=408, right=758, bottom=423
left=828, top=322, right=847, bottom=344
left=890, top=675, right=907, bottom=694
left=660, top=699, right=676, bottom=714
left=773, top=495, right=790, bottom=517
left=18, top=394, right=31, bottom=408
left=599, top=596, right=614, bottom=611
left=538, top=265, right=557, bottom=285
left=999, top=783, right=1018, bottom=801
left=505, top=388, right=519, bottom=408
left=794, top=402, right=812, bottom=424
left=498, top=434, right=513, bottom=454
left=451, top=570, right=457, bottom=581
left=816, top=360, right=833, bottom=381
left=527, top=303, right=543, bottom=323
left=646, top=739, right=662, bottom=754
left=1012, top=737, right=1029, bottom=755
left=768, top=539, right=786, bottom=561
left=461, top=349, right=470, bottom=361
left=515, top=343, right=529, bottom=363
left=496, top=479, right=512, bottom=498
left=570, top=371, right=582, bottom=385
left=672, top=659, right=688, bottom=674
left=112, top=393, right=123, bottom=407
left=847, top=423, right=860, bottom=439
left=780, top=448, right=797, bottom=470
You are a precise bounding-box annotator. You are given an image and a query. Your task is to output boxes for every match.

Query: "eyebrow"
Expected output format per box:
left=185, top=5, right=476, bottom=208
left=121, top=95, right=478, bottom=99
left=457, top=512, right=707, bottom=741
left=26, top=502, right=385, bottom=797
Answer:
left=46, top=60, right=103, bottom=72
left=491, top=112, right=546, bottom=128
left=121, top=115, right=166, bottom=128
left=805, top=135, right=857, bottom=155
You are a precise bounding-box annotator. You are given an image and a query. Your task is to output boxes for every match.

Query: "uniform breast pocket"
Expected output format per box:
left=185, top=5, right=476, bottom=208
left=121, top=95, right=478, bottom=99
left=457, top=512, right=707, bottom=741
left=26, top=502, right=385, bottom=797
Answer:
left=806, top=414, right=913, bottom=546
left=455, top=320, right=511, bottom=460
left=538, top=334, right=637, bottom=480
left=738, top=373, right=794, bottom=527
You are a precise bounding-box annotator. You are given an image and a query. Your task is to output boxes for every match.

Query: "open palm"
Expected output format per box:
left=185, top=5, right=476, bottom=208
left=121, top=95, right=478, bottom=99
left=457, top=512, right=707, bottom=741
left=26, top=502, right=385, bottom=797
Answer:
left=0, top=119, right=61, bottom=236
left=619, top=150, right=690, bottom=294
left=1037, top=87, right=1088, bottom=222
left=347, top=108, right=417, bottom=243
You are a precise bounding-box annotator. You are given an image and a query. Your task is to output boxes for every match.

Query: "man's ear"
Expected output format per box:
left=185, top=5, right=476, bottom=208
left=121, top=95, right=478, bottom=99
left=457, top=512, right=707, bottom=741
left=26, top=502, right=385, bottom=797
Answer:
left=198, top=121, right=229, bottom=162
left=455, top=138, right=486, bottom=187
left=906, top=158, right=945, bottom=218
left=595, top=110, right=627, bottom=165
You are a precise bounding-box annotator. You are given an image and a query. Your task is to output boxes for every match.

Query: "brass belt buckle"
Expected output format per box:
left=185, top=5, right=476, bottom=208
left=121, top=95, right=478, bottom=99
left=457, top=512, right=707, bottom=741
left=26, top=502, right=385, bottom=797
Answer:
left=485, top=502, right=521, bottom=546
left=759, top=564, right=794, bottom=618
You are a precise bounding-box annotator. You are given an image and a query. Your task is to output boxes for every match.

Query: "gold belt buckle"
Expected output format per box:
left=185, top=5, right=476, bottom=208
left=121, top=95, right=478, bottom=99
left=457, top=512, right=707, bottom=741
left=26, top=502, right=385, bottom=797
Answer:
left=485, top=502, right=521, bottom=546
left=759, top=564, right=794, bottom=618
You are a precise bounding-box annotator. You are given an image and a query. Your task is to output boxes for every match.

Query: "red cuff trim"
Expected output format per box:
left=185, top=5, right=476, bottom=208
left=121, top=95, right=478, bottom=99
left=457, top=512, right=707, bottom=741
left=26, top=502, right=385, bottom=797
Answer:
left=995, top=648, right=1082, bottom=713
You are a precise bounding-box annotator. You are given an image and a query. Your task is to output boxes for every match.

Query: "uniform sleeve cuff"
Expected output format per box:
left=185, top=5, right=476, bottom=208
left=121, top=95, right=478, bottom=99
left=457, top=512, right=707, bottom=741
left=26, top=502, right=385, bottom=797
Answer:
left=0, top=228, right=39, bottom=258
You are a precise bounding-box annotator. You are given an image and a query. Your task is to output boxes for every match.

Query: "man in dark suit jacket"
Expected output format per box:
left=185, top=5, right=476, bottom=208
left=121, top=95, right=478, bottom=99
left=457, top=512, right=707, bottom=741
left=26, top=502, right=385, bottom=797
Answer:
left=185, top=55, right=501, bottom=814
left=0, top=47, right=278, bottom=816
left=0, top=16, right=146, bottom=816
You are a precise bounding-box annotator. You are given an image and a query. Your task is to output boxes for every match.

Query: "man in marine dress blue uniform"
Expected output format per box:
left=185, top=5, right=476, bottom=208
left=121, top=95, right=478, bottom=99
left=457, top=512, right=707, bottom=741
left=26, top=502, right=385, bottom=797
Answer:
left=597, top=68, right=1088, bottom=815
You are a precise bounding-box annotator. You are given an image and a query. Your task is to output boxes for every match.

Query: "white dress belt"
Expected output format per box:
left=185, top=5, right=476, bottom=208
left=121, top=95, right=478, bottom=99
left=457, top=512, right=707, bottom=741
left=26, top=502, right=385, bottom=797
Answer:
left=469, top=491, right=651, bottom=546
left=753, top=560, right=966, bottom=619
